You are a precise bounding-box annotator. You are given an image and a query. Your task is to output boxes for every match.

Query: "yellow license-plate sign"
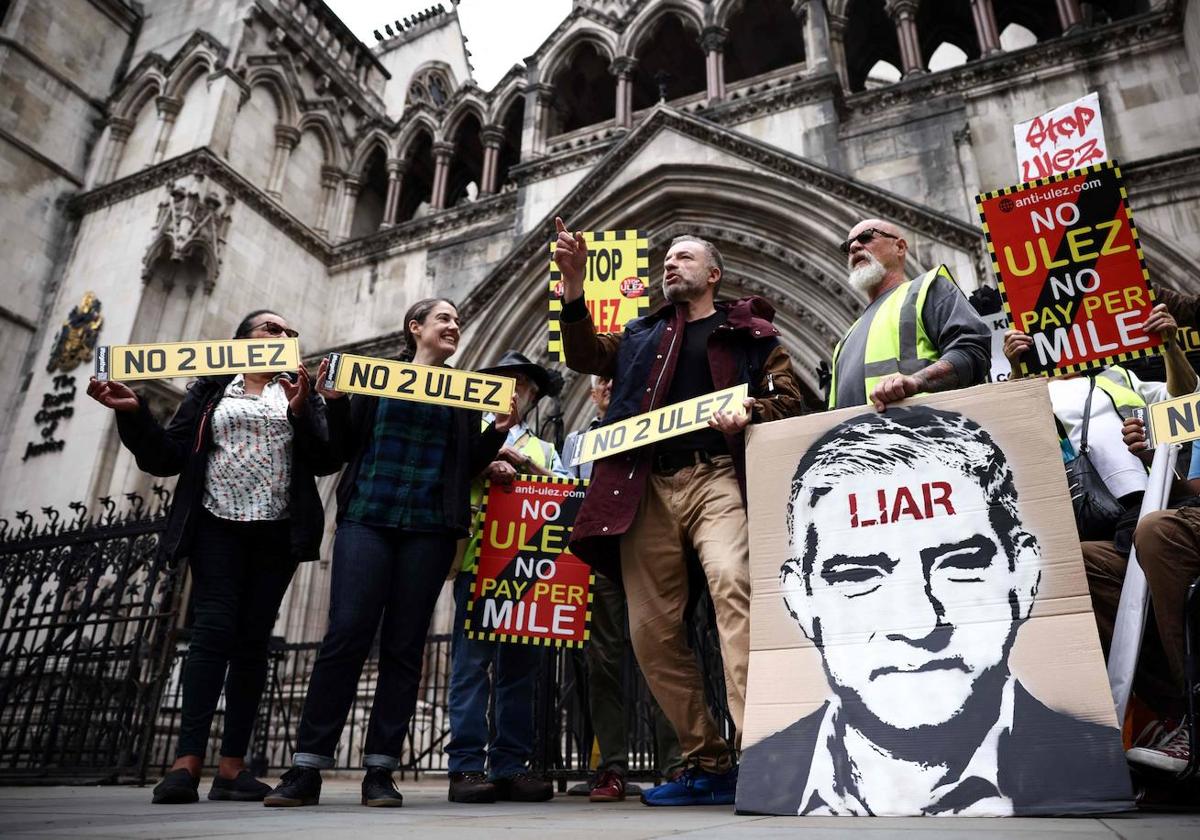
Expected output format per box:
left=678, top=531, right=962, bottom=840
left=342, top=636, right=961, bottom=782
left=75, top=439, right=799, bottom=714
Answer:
left=569, top=384, right=748, bottom=466
left=323, top=352, right=514, bottom=413
left=1148, top=392, right=1200, bottom=446
left=94, top=338, right=300, bottom=381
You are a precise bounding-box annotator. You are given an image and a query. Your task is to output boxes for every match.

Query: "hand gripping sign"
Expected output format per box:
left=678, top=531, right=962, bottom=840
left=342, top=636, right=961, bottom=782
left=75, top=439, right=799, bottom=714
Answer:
left=464, top=476, right=593, bottom=648
left=549, top=229, right=650, bottom=361
left=976, top=160, right=1161, bottom=377
left=94, top=337, right=300, bottom=381
left=569, top=383, right=748, bottom=467
left=321, top=352, right=514, bottom=412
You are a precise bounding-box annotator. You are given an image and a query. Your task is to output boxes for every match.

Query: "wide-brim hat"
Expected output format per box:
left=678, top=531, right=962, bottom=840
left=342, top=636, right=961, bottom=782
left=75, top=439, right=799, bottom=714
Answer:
left=480, top=350, right=560, bottom=399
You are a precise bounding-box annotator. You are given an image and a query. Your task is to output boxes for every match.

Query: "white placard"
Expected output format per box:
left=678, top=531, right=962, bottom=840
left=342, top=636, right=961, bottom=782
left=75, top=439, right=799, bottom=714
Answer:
left=1013, top=92, right=1107, bottom=183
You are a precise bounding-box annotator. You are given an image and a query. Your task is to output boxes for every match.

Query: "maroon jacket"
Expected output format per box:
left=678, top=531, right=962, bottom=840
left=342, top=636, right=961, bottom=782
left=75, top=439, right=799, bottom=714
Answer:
left=560, top=295, right=805, bottom=581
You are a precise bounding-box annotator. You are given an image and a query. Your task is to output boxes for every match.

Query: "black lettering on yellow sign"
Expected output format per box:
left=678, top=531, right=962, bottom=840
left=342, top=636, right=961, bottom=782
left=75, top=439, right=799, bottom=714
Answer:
left=1148, top=392, right=1200, bottom=446
left=95, top=338, right=300, bottom=382
left=324, top=352, right=515, bottom=412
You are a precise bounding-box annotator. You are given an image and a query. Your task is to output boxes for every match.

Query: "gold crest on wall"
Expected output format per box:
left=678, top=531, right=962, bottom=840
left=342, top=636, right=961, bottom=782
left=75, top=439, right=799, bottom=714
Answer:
left=47, top=292, right=104, bottom=373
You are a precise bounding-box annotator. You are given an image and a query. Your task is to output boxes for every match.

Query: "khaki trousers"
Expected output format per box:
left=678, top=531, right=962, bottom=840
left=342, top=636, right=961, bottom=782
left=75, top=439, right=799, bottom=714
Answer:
left=1082, top=507, right=1200, bottom=718
left=619, top=456, right=750, bottom=773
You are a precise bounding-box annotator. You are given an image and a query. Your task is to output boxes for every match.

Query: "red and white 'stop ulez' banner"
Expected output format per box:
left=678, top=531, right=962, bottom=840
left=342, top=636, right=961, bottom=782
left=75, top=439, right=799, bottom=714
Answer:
left=1013, top=92, right=1108, bottom=183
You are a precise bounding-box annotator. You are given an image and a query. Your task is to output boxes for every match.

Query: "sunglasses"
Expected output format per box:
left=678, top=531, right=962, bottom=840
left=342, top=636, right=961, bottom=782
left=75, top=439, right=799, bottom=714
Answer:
left=839, top=228, right=899, bottom=255
left=244, top=321, right=299, bottom=338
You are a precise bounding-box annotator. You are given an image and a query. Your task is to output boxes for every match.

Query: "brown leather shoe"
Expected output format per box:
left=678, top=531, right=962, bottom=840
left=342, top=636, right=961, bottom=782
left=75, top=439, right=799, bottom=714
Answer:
left=589, top=769, right=626, bottom=802
left=493, top=771, right=553, bottom=802
left=448, top=771, right=497, bottom=803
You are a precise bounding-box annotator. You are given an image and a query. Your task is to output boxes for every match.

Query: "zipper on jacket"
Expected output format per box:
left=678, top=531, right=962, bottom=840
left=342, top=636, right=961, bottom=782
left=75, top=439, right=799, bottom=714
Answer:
left=632, top=320, right=681, bottom=479
left=193, top=403, right=215, bottom=453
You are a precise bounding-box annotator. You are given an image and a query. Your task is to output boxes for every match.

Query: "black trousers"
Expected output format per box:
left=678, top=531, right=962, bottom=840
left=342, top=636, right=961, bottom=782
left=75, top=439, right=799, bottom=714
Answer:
left=176, top=508, right=298, bottom=760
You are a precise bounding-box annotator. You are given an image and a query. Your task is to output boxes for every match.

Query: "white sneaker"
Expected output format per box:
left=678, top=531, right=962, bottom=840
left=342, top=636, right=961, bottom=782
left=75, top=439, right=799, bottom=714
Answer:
left=1127, top=722, right=1191, bottom=774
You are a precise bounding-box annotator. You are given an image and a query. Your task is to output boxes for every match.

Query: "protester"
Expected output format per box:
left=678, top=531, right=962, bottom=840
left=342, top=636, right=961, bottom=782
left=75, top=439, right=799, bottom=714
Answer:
left=563, top=376, right=684, bottom=802
left=445, top=350, right=567, bottom=804
left=828, top=219, right=990, bottom=410
left=264, top=298, right=516, bottom=809
left=552, top=217, right=804, bottom=806
left=87, top=310, right=337, bottom=805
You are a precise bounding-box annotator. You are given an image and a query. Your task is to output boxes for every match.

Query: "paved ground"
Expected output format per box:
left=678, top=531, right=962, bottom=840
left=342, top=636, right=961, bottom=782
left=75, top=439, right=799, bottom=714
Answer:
left=1, top=779, right=1198, bottom=839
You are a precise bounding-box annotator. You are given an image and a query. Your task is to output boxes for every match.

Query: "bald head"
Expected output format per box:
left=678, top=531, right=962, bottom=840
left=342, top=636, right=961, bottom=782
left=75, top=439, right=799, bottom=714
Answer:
left=845, top=218, right=908, bottom=299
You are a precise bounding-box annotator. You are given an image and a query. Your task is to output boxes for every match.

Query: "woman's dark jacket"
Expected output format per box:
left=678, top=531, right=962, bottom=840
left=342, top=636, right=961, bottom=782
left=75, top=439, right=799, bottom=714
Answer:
left=324, top=394, right=505, bottom=536
left=115, top=374, right=340, bottom=562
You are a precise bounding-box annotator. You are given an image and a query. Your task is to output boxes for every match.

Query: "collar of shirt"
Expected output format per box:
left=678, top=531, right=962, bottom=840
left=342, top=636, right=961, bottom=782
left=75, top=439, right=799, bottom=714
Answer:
left=800, top=679, right=1015, bottom=816
left=226, top=373, right=287, bottom=398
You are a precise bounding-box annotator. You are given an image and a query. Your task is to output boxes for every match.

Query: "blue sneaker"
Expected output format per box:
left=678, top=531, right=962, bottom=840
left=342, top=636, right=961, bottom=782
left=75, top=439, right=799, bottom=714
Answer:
left=640, top=765, right=737, bottom=806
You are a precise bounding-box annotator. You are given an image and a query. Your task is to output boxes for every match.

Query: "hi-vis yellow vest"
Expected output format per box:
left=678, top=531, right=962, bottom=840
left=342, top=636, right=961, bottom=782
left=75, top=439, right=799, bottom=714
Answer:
left=1090, top=365, right=1146, bottom=420
left=827, top=266, right=947, bottom=409
left=461, top=427, right=555, bottom=575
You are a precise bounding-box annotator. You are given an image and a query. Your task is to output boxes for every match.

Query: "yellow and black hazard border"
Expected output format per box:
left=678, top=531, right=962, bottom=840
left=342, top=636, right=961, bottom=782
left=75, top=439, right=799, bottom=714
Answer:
left=974, top=159, right=1159, bottom=378
left=464, top=474, right=594, bottom=649
left=549, top=229, right=651, bottom=361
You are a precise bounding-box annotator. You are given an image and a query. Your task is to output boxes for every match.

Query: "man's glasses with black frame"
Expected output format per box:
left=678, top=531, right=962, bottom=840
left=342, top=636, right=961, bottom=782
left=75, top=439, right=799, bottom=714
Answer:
left=839, top=228, right=899, bottom=255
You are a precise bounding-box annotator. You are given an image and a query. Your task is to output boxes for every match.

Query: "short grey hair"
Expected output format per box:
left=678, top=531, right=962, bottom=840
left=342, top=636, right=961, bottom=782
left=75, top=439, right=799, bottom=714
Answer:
left=669, top=234, right=724, bottom=296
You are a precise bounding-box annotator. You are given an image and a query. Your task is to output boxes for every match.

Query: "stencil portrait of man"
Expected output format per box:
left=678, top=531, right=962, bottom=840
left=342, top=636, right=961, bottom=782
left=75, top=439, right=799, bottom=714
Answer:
left=736, top=406, right=1131, bottom=817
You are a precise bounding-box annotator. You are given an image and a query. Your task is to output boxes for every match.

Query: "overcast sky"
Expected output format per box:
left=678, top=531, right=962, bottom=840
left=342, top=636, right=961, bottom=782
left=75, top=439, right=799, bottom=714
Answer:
left=326, top=0, right=572, bottom=91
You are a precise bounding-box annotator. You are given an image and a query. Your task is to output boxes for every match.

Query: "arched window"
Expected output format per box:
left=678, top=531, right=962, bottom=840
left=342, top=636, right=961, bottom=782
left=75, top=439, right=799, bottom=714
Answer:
left=548, top=41, right=616, bottom=135
left=408, top=67, right=454, bottom=108
left=494, top=97, right=525, bottom=189
left=996, top=2, right=1062, bottom=45
left=227, top=85, right=280, bottom=189
left=916, top=1, right=978, bottom=71
left=631, top=13, right=706, bottom=110
left=445, top=113, right=484, bottom=208
left=927, top=42, right=969, bottom=72
left=283, top=129, right=328, bottom=230
left=844, top=0, right=903, bottom=93
left=724, top=0, right=805, bottom=84
left=998, top=22, right=1038, bottom=51
left=350, top=147, right=388, bottom=238
left=114, top=89, right=161, bottom=179
left=397, top=130, right=435, bottom=222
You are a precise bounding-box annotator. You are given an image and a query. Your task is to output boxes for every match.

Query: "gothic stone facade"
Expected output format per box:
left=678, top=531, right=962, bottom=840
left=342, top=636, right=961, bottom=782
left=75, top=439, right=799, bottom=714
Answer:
left=2, top=0, right=1199, bottom=639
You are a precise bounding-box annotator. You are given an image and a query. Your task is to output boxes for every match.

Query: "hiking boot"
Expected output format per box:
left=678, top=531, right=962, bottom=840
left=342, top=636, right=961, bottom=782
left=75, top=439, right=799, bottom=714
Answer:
left=151, top=768, right=199, bottom=804
left=640, top=765, right=737, bottom=806
left=448, top=771, right=496, bottom=803
left=208, top=769, right=272, bottom=801
left=263, top=766, right=322, bottom=807
left=1127, top=723, right=1191, bottom=774
left=361, top=766, right=403, bottom=807
left=589, top=769, right=626, bottom=802
left=493, top=771, right=553, bottom=802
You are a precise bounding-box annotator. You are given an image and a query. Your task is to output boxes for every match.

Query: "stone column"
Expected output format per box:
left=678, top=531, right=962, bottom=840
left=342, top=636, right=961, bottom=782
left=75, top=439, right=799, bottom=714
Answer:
left=828, top=12, right=851, bottom=90
left=969, top=0, right=1002, bottom=56
left=337, top=176, right=361, bottom=241
left=266, top=125, right=300, bottom=199
left=797, top=0, right=833, bottom=74
left=1056, top=0, right=1084, bottom=34
left=700, top=26, right=728, bottom=102
left=150, top=96, right=182, bottom=164
left=315, top=165, right=341, bottom=237
left=99, top=117, right=135, bottom=182
left=611, top=57, right=637, bottom=128
left=885, top=0, right=925, bottom=77
left=382, top=158, right=407, bottom=226
left=479, top=125, right=505, bottom=194
left=431, top=141, right=454, bottom=210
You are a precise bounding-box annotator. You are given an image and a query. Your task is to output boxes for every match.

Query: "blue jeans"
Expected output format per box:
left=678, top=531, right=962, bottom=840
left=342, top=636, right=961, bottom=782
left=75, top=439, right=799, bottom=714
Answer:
left=294, top=521, right=455, bottom=770
left=446, top=572, right=544, bottom=778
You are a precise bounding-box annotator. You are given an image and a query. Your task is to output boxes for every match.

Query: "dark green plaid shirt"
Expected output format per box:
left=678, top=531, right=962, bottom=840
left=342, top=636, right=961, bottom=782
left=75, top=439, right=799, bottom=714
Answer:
left=345, top=397, right=453, bottom=530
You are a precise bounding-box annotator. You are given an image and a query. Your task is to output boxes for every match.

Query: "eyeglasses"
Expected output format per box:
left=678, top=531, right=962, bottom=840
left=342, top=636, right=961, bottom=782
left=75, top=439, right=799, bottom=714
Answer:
left=839, top=228, right=899, bottom=255
left=244, top=321, right=299, bottom=338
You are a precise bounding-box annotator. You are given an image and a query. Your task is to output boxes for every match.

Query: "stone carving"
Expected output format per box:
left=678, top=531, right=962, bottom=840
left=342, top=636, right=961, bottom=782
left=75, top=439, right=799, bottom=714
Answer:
left=141, top=176, right=235, bottom=292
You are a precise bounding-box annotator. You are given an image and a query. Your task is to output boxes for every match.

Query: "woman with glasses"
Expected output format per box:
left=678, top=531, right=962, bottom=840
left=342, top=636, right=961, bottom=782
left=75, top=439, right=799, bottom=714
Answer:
left=87, top=310, right=338, bottom=804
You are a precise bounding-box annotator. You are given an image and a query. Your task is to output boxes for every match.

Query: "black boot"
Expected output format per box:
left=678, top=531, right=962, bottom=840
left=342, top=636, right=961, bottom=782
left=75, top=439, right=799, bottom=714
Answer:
left=448, top=771, right=497, bottom=803
left=493, top=771, right=553, bottom=802
left=361, top=766, right=404, bottom=807
left=151, top=768, right=199, bottom=804
left=208, top=769, right=273, bottom=802
left=263, top=766, right=322, bottom=807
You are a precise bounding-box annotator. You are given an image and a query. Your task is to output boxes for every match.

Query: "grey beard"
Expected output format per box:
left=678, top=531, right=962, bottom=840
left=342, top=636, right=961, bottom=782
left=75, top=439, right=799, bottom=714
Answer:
left=848, top=260, right=886, bottom=294
left=662, top=276, right=704, bottom=302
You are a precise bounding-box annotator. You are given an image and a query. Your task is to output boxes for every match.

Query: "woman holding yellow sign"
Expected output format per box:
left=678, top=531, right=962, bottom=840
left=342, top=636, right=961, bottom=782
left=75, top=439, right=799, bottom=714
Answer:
left=86, top=310, right=339, bottom=805
left=265, top=298, right=518, bottom=810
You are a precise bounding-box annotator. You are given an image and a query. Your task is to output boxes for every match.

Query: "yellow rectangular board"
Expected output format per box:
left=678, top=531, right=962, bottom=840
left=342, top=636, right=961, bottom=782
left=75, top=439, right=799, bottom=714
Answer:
left=570, top=384, right=748, bottom=466
left=549, top=229, right=650, bottom=361
left=323, top=351, right=515, bottom=413
left=94, top=337, right=300, bottom=382
left=1147, top=392, right=1200, bottom=446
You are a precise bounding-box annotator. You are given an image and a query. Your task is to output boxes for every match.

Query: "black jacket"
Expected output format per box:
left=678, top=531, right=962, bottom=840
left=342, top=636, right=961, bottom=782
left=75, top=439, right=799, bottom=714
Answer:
left=325, top=394, right=505, bottom=536
left=115, top=374, right=340, bottom=562
left=735, top=682, right=1133, bottom=816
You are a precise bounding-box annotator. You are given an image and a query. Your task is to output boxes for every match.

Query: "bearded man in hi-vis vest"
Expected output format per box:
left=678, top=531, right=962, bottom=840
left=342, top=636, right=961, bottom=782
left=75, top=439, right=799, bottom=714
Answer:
left=828, top=220, right=990, bottom=411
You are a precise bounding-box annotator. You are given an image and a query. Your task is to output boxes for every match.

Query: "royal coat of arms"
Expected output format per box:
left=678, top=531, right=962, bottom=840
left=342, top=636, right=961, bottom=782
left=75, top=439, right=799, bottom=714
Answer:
left=47, top=292, right=103, bottom=373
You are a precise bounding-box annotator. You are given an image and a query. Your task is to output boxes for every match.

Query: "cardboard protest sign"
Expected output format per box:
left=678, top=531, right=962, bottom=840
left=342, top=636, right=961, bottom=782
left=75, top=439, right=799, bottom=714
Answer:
left=984, top=311, right=1012, bottom=383
left=94, top=337, right=299, bottom=382
left=977, top=160, right=1160, bottom=377
left=549, top=229, right=650, bottom=361
left=464, top=476, right=592, bottom=648
left=1014, top=92, right=1107, bottom=182
left=569, top=384, right=748, bottom=466
left=322, top=352, right=514, bottom=413
left=736, top=380, right=1132, bottom=817
left=1147, top=392, right=1200, bottom=446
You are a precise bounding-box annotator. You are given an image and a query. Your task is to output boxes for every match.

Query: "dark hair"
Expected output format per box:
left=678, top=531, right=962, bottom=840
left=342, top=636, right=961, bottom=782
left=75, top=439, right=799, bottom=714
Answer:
left=233, top=309, right=280, bottom=339
left=669, top=234, right=724, bottom=297
left=401, top=298, right=456, bottom=361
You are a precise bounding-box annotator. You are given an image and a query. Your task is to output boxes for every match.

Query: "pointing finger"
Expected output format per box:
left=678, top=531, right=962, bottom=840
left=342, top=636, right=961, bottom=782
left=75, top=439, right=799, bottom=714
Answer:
left=555, top=217, right=567, bottom=234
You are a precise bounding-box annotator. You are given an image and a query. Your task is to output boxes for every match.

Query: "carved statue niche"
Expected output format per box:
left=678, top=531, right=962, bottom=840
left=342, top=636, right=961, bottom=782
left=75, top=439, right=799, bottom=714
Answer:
left=141, top=175, right=235, bottom=294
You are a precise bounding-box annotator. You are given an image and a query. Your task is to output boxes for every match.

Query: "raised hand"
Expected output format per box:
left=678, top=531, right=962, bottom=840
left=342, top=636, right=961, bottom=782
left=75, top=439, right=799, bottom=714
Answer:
left=315, top=357, right=345, bottom=401
left=1141, top=303, right=1177, bottom=339
left=86, top=377, right=140, bottom=413
left=494, top=396, right=520, bottom=433
left=553, top=217, right=588, bottom=303
left=281, top=364, right=311, bottom=416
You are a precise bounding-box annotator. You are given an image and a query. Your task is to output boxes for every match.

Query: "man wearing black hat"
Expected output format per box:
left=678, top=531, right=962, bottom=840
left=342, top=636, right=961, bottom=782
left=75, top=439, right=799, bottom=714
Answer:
left=445, top=350, right=569, bottom=804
